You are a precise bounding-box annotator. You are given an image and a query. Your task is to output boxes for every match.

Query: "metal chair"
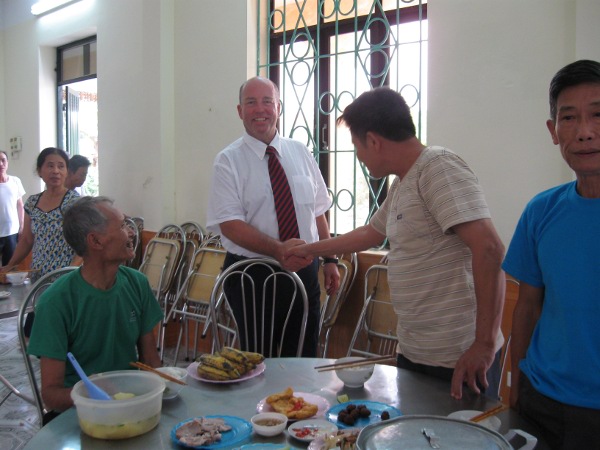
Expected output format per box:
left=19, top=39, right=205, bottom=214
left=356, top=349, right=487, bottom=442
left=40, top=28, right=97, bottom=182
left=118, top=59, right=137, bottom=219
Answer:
left=208, top=258, right=308, bottom=357
left=317, top=252, right=358, bottom=357
left=162, top=246, right=226, bottom=364
left=16, top=266, right=78, bottom=427
left=138, top=224, right=186, bottom=353
left=347, top=263, right=397, bottom=358
left=200, top=233, right=224, bottom=249
left=123, top=217, right=140, bottom=268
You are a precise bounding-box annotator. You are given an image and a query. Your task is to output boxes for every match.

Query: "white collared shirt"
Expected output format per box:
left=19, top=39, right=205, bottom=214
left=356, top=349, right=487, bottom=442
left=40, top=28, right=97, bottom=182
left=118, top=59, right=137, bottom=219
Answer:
left=207, top=132, right=331, bottom=257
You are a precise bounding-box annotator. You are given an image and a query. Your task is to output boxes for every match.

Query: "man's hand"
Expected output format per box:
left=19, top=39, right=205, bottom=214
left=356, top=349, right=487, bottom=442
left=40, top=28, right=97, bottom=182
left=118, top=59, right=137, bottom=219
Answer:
left=450, top=341, right=496, bottom=399
left=323, top=262, right=340, bottom=295
left=279, top=239, right=312, bottom=272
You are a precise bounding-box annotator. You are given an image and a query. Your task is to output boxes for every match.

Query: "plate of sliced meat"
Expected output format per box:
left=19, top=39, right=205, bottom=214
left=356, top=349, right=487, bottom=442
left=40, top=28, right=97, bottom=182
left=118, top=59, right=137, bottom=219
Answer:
left=171, top=415, right=252, bottom=449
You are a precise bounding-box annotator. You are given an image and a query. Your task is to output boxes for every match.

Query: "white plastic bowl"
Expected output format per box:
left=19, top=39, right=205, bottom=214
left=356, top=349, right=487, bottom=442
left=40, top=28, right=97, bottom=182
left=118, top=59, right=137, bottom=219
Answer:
left=6, top=271, right=28, bottom=285
left=334, top=356, right=374, bottom=388
left=156, top=366, right=187, bottom=399
left=70, top=370, right=165, bottom=440
left=250, top=412, right=288, bottom=437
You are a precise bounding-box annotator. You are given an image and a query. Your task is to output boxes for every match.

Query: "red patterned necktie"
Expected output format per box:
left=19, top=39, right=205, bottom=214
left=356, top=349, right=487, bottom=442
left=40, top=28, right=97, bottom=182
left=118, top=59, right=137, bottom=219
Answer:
left=266, top=146, right=300, bottom=241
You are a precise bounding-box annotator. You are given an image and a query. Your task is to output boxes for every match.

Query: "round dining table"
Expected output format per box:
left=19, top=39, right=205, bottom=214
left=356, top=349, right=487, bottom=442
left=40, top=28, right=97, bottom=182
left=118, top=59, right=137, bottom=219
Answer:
left=22, top=358, right=548, bottom=449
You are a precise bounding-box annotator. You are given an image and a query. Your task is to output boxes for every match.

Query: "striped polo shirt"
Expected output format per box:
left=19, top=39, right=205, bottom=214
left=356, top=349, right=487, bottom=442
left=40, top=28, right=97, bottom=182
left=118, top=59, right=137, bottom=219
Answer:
left=370, top=146, right=502, bottom=368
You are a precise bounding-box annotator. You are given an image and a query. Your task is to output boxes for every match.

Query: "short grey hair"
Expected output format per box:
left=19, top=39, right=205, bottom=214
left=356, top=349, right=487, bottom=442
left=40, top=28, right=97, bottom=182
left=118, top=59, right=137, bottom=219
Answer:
left=63, top=196, right=114, bottom=256
left=238, top=76, right=280, bottom=104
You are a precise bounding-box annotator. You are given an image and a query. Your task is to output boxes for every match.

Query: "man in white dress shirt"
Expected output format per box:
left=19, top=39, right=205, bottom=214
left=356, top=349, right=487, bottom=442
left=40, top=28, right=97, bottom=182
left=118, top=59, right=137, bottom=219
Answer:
left=206, top=76, right=339, bottom=356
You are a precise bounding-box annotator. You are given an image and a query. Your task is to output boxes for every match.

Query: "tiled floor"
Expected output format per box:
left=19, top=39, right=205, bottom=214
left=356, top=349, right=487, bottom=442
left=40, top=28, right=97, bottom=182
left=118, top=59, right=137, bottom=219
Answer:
left=0, top=317, right=39, bottom=450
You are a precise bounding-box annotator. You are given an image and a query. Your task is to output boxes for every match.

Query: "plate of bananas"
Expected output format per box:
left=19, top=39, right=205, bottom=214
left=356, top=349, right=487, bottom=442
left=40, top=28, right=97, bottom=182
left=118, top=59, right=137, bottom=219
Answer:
left=188, top=347, right=266, bottom=383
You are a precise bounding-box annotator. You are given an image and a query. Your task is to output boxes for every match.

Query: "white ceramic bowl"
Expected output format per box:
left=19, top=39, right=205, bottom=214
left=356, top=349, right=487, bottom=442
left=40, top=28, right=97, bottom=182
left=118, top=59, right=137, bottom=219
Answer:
left=70, top=370, right=165, bottom=440
left=156, top=366, right=187, bottom=399
left=6, top=271, right=28, bottom=285
left=334, top=356, right=374, bottom=388
left=250, top=412, right=288, bottom=437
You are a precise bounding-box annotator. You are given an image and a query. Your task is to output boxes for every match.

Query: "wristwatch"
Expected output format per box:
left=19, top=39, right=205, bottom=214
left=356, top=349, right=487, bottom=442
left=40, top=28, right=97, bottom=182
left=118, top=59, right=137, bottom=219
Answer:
left=323, top=257, right=339, bottom=265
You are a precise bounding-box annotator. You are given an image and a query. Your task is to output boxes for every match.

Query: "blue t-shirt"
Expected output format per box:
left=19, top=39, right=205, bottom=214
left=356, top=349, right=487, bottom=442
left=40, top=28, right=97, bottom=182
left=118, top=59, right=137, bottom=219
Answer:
left=502, top=181, right=600, bottom=409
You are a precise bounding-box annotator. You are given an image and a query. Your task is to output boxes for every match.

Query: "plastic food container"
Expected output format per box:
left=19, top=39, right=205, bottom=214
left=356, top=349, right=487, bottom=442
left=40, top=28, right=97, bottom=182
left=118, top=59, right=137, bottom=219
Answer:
left=70, top=370, right=165, bottom=439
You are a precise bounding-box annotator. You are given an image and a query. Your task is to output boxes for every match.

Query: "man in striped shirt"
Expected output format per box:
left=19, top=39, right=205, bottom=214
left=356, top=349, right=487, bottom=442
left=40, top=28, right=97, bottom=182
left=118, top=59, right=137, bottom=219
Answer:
left=288, top=88, right=505, bottom=399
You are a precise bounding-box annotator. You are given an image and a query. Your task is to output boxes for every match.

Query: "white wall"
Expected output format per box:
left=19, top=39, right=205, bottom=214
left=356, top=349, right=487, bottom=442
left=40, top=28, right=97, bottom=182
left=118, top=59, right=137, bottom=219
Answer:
left=428, top=0, right=599, bottom=244
left=0, top=0, right=599, bottom=244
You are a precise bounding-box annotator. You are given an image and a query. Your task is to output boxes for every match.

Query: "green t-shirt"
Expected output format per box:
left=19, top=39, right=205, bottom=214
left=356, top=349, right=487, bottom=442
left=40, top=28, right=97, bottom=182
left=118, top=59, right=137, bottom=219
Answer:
left=28, top=266, right=163, bottom=387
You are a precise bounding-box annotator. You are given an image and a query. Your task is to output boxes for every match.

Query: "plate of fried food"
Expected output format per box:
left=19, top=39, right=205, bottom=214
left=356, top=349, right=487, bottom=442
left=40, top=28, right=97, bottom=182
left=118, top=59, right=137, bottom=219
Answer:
left=256, top=387, right=330, bottom=421
left=187, top=347, right=266, bottom=384
left=171, top=415, right=252, bottom=449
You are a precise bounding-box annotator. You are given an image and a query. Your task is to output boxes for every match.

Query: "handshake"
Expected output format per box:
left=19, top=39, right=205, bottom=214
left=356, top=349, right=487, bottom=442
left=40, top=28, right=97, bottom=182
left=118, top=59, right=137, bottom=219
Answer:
left=279, top=239, right=340, bottom=295
left=280, top=238, right=312, bottom=272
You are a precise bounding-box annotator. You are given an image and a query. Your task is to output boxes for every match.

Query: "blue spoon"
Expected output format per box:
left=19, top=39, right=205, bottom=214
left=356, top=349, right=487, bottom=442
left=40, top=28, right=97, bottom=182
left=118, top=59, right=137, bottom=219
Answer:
left=67, top=352, right=111, bottom=401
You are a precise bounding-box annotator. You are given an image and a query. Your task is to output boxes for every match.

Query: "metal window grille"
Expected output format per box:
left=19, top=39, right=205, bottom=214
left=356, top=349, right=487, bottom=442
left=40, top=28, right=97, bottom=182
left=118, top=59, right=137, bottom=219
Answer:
left=257, top=0, right=428, bottom=235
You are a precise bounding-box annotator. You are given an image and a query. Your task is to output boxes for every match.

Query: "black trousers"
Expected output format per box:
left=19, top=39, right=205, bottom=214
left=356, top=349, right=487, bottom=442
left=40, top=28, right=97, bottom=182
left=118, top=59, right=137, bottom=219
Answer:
left=0, top=233, right=17, bottom=266
left=223, top=253, right=321, bottom=357
left=518, top=373, right=600, bottom=450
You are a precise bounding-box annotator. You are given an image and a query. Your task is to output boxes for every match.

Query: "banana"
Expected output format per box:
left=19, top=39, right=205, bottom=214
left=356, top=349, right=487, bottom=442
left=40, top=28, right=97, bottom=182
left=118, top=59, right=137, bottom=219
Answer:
left=222, top=358, right=248, bottom=376
left=198, top=354, right=240, bottom=378
left=242, top=351, right=265, bottom=365
left=196, top=364, right=235, bottom=381
left=220, top=347, right=250, bottom=366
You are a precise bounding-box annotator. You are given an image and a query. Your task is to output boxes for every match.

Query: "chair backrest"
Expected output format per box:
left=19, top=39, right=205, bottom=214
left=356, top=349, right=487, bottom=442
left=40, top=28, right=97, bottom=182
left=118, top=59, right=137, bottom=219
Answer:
left=347, top=263, right=397, bottom=358
left=184, top=247, right=227, bottom=304
left=317, top=253, right=358, bottom=357
left=181, top=221, right=205, bottom=246
left=164, top=247, right=227, bottom=322
left=200, top=233, right=224, bottom=249
left=319, top=252, right=358, bottom=330
left=17, top=266, right=78, bottom=427
left=499, top=277, right=519, bottom=402
left=209, top=258, right=308, bottom=357
left=122, top=216, right=144, bottom=269
left=139, top=236, right=182, bottom=295
left=123, top=217, right=140, bottom=268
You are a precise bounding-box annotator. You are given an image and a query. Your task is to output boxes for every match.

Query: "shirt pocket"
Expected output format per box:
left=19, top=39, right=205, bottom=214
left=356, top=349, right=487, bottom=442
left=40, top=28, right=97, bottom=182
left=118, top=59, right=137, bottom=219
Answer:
left=387, top=200, right=433, bottom=255
left=292, top=175, right=315, bottom=205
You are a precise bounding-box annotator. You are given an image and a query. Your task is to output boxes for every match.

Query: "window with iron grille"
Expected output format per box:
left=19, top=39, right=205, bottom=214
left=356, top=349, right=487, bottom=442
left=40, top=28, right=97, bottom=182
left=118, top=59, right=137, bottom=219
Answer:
left=257, top=0, right=428, bottom=236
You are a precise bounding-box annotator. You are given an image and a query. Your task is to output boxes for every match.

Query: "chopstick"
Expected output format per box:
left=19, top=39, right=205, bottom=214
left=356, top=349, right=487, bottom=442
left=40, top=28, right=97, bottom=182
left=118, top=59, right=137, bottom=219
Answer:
left=314, top=355, right=396, bottom=372
left=469, top=404, right=508, bottom=423
left=129, top=362, right=187, bottom=385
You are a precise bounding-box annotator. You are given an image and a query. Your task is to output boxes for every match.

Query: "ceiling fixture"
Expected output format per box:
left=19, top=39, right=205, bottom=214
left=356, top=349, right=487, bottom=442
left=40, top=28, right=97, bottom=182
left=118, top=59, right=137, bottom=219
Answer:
left=31, top=0, right=83, bottom=16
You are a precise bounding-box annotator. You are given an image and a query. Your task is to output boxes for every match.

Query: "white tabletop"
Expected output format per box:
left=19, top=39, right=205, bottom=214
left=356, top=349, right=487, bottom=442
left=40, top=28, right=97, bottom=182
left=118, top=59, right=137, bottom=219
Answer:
left=22, top=358, right=548, bottom=449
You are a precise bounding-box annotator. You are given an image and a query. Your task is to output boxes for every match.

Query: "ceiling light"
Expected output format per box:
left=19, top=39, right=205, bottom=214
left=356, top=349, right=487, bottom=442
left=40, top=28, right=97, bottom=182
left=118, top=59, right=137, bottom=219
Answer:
left=31, top=0, right=83, bottom=16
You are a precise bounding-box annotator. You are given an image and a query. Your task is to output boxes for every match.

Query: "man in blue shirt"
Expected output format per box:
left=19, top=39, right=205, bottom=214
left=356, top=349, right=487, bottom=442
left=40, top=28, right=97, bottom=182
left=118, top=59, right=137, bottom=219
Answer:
left=502, top=60, right=600, bottom=449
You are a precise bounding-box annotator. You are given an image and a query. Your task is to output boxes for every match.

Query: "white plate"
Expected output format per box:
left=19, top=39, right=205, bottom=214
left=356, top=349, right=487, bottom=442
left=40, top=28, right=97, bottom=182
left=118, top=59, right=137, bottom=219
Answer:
left=288, top=419, right=338, bottom=443
left=308, top=428, right=360, bottom=450
left=187, top=361, right=265, bottom=384
left=257, top=392, right=330, bottom=420
left=0, top=291, right=11, bottom=299
left=447, top=409, right=501, bottom=431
